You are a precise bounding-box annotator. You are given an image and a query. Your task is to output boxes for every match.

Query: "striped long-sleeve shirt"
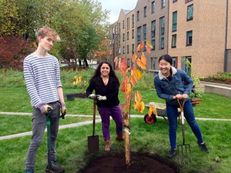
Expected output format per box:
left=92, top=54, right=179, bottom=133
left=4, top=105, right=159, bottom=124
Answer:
left=23, top=53, right=62, bottom=107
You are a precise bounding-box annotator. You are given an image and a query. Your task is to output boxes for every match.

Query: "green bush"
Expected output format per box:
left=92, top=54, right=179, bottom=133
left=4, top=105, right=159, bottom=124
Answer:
left=202, top=72, right=231, bottom=84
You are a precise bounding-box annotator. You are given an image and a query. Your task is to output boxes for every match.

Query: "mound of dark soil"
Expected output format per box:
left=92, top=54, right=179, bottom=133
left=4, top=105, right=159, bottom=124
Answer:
left=78, top=152, right=179, bottom=173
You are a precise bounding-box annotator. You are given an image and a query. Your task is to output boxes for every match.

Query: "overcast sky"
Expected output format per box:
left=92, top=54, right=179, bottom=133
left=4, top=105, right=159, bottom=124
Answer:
left=97, top=0, right=138, bottom=24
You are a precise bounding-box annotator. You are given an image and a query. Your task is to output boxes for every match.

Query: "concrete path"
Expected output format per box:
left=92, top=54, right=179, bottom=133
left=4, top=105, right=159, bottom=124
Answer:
left=0, top=119, right=101, bottom=141
left=1, top=112, right=231, bottom=141
left=0, top=112, right=231, bottom=121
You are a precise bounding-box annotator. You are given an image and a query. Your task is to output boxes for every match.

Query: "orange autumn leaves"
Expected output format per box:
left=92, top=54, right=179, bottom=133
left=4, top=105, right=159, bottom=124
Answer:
left=118, top=41, right=152, bottom=113
left=134, top=91, right=145, bottom=113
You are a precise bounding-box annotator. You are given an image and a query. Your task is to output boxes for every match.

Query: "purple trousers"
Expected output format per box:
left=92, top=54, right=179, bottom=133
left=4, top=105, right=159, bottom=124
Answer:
left=98, top=105, right=123, bottom=141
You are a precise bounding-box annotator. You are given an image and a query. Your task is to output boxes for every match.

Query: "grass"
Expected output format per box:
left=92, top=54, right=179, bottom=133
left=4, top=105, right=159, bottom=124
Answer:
left=0, top=87, right=231, bottom=118
left=0, top=118, right=231, bottom=173
left=0, top=115, right=92, bottom=136
left=0, top=69, right=231, bottom=172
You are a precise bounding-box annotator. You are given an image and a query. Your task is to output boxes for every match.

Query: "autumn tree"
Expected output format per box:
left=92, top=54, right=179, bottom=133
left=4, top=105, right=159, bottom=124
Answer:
left=117, top=41, right=153, bottom=165
left=0, top=0, right=109, bottom=69
left=51, top=0, right=109, bottom=69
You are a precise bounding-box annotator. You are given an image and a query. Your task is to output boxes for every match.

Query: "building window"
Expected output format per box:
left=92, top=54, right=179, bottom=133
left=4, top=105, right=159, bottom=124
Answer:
left=127, top=45, right=129, bottom=54
left=123, top=33, right=125, bottom=42
left=151, top=20, right=156, bottom=38
left=143, top=24, right=147, bottom=51
left=132, top=29, right=134, bottom=39
left=186, top=30, right=193, bottom=46
left=123, top=46, right=125, bottom=54
left=172, top=11, right=177, bottom=32
left=137, top=11, right=140, bottom=21
left=123, top=20, right=125, bottom=29
left=151, top=57, right=158, bottom=70
left=161, top=0, right=166, bottom=8
left=143, top=24, right=147, bottom=41
left=144, top=6, right=147, bottom=17
left=187, top=4, right=193, bottom=21
left=172, top=57, right=177, bottom=68
left=171, top=34, right=177, bottom=48
left=151, top=1, right=155, bottom=13
left=151, top=20, right=156, bottom=50
left=181, top=56, right=191, bottom=76
left=137, top=26, right=141, bottom=43
left=127, top=17, right=130, bottom=30
left=159, top=16, right=165, bottom=49
left=132, top=44, right=135, bottom=53
left=151, top=39, right=156, bottom=51
left=127, top=32, right=129, bottom=40
left=132, top=14, right=135, bottom=28
left=185, top=0, right=193, bottom=4
left=160, top=37, right=164, bottom=49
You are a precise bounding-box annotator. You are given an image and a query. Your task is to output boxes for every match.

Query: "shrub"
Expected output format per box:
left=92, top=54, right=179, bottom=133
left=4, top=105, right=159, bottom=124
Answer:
left=0, top=36, right=35, bottom=70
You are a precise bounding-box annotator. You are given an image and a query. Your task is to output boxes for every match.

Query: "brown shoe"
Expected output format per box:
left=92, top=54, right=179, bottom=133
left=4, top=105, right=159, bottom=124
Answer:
left=104, top=140, right=111, bottom=151
left=116, top=134, right=124, bottom=141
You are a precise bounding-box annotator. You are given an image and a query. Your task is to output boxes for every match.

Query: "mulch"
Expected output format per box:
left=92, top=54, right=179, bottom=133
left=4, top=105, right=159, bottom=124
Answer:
left=77, top=152, right=179, bottom=173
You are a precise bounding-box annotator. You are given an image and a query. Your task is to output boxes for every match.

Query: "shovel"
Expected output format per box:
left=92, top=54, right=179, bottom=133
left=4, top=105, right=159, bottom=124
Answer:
left=87, top=97, right=99, bottom=153
left=177, top=99, right=191, bottom=164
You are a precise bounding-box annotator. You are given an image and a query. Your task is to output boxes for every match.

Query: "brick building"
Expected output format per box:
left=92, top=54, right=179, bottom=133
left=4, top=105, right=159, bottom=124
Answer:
left=110, top=0, right=231, bottom=77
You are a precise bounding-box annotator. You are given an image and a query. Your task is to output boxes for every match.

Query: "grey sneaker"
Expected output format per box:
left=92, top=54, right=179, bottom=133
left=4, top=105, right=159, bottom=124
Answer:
left=168, top=148, right=177, bottom=159
left=198, top=142, right=209, bottom=153
left=46, top=161, right=65, bottom=173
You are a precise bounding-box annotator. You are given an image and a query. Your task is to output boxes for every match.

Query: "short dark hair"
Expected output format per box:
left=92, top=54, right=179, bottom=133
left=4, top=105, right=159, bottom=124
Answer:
left=159, top=54, right=172, bottom=65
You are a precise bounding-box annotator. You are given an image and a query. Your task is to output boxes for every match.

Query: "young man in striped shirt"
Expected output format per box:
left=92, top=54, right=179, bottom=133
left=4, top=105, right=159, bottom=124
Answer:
left=23, top=26, right=66, bottom=173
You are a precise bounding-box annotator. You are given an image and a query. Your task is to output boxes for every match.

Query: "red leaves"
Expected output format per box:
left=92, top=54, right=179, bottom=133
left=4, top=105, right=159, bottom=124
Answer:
left=145, top=41, right=153, bottom=54
left=0, top=36, right=34, bottom=69
left=148, top=103, right=157, bottom=117
left=136, top=53, right=147, bottom=70
left=118, top=41, right=151, bottom=114
left=132, top=51, right=147, bottom=70
left=118, top=56, right=128, bottom=77
left=130, top=67, right=142, bottom=87
left=134, top=91, right=145, bottom=113
left=120, top=76, right=132, bottom=94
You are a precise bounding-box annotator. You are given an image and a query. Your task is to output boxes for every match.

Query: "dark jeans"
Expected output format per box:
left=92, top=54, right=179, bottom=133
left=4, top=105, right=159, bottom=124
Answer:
left=166, top=100, right=204, bottom=150
left=98, top=105, right=123, bottom=141
left=25, top=101, right=60, bottom=170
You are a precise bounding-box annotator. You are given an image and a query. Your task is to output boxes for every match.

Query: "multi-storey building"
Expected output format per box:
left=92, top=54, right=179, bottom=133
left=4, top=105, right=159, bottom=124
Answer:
left=110, top=0, right=231, bottom=77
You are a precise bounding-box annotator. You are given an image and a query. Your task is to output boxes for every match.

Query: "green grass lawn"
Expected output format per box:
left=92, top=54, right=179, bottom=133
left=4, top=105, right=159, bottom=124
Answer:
left=0, top=118, right=230, bottom=173
left=1, top=69, right=231, bottom=172
left=0, top=115, right=92, bottom=136
left=0, top=87, right=231, bottom=118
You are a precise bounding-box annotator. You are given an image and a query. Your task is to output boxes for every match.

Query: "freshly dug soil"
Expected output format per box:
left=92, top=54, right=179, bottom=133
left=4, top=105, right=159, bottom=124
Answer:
left=78, top=152, right=179, bottom=173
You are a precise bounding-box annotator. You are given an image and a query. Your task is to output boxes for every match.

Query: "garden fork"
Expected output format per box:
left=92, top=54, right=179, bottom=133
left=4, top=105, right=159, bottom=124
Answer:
left=177, top=98, right=191, bottom=165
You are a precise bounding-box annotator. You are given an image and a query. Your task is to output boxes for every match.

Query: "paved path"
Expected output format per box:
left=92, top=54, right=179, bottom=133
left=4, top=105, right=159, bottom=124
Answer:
left=200, top=81, right=231, bottom=88
left=0, top=119, right=101, bottom=141
left=1, top=112, right=231, bottom=141
left=0, top=112, right=231, bottom=121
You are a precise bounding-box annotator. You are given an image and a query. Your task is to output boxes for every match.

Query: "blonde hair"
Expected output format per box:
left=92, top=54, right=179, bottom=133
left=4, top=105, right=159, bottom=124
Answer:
left=36, top=26, right=60, bottom=41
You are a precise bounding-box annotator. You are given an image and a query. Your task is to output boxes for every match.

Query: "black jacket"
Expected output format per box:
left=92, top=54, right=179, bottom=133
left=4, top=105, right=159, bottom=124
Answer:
left=86, top=76, right=120, bottom=107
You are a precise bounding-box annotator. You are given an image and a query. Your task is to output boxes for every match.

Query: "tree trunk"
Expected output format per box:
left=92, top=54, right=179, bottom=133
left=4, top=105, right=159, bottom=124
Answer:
left=78, top=59, right=82, bottom=67
left=123, top=112, right=131, bottom=165
left=84, top=58, right=89, bottom=67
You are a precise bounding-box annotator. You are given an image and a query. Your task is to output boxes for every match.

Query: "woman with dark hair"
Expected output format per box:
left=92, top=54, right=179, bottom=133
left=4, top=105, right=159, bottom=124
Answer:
left=86, top=61, right=123, bottom=151
left=154, top=54, right=208, bottom=158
